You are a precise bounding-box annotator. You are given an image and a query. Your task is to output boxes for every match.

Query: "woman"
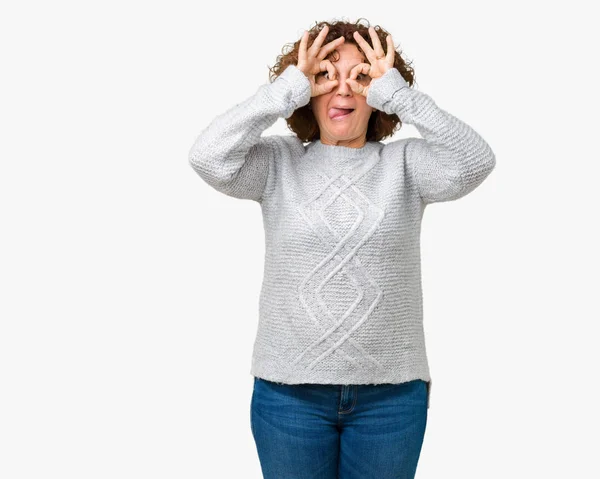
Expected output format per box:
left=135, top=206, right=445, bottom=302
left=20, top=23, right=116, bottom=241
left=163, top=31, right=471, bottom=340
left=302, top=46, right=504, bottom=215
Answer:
left=189, top=19, right=495, bottom=479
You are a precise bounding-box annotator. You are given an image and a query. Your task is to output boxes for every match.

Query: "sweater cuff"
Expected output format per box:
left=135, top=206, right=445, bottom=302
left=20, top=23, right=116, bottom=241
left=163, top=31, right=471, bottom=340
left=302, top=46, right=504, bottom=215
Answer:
left=366, top=67, right=409, bottom=115
left=273, top=64, right=312, bottom=118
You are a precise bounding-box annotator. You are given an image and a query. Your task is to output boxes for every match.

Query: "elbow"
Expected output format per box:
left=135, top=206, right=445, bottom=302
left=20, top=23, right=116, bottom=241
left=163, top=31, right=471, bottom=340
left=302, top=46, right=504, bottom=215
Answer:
left=464, top=140, right=496, bottom=180
left=188, top=146, right=226, bottom=189
left=188, top=147, right=206, bottom=178
left=460, top=146, right=496, bottom=196
left=188, top=146, right=202, bottom=173
left=482, top=144, right=497, bottom=179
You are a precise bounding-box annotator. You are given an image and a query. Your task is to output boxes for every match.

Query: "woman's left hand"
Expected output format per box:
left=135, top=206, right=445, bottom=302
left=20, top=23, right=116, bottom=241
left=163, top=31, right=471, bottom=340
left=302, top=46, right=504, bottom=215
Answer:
left=346, top=26, right=396, bottom=98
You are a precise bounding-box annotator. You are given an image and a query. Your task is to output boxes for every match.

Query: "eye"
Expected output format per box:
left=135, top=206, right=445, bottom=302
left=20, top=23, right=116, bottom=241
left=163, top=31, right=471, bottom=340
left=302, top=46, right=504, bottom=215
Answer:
left=317, top=72, right=370, bottom=81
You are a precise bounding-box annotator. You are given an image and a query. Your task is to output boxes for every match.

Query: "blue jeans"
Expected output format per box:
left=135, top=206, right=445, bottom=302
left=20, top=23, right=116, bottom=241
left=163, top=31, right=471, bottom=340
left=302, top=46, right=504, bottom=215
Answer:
left=250, top=377, right=428, bottom=479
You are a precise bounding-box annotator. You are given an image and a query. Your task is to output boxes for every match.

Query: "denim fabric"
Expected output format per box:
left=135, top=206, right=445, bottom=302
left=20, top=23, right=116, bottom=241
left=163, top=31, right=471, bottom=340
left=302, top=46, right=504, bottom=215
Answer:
left=250, top=377, right=428, bottom=479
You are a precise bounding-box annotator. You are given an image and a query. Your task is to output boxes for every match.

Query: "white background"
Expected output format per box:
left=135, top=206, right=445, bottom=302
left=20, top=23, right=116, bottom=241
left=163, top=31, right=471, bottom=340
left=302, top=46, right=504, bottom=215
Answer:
left=1, top=1, right=599, bottom=478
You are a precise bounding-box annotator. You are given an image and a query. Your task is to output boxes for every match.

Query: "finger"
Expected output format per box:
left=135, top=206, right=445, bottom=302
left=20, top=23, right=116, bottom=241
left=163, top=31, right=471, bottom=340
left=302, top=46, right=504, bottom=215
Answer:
left=386, top=35, right=395, bottom=64
left=316, top=35, right=345, bottom=61
left=326, top=79, right=339, bottom=91
left=352, top=30, right=376, bottom=65
left=346, top=78, right=366, bottom=96
left=309, top=25, right=329, bottom=55
left=315, top=79, right=338, bottom=96
left=349, top=63, right=370, bottom=80
left=345, top=78, right=357, bottom=93
left=323, top=59, right=337, bottom=80
left=312, top=59, right=332, bottom=78
left=299, top=31, right=308, bottom=65
left=368, top=26, right=385, bottom=58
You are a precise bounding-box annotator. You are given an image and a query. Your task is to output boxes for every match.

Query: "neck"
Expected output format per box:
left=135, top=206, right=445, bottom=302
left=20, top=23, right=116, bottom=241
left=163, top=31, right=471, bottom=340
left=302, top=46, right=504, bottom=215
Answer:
left=305, top=139, right=382, bottom=165
left=319, top=135, right=367, bottom=149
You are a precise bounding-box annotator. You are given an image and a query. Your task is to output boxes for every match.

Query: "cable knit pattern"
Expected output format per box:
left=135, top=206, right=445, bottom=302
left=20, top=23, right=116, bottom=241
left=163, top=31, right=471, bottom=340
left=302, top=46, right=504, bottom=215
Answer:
left=189, top=64, right=496, bottom=409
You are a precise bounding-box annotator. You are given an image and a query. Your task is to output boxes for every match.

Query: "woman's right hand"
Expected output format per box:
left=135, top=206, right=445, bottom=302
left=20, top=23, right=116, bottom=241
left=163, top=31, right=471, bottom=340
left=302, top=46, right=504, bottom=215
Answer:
left=297, top=25, right=345, bottom=98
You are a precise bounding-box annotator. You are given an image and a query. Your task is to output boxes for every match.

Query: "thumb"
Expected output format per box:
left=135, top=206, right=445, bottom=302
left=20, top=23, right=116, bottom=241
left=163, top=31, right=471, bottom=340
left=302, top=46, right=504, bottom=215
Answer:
left=314, top=79, right=338, bottom=97
left=345, top=78, right=366, bottom=96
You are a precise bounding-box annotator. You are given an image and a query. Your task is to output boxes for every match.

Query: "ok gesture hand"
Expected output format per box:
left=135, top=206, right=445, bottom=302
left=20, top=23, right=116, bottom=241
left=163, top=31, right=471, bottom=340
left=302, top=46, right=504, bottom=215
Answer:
left=346, top=27, right=396, bottom=98
left=297, top=25, right=346, bottom=98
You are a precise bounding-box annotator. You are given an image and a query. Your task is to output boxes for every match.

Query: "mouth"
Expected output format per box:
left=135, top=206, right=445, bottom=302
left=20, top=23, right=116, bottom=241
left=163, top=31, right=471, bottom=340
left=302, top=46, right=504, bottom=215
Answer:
left=328, top=107, right=355, bottom=121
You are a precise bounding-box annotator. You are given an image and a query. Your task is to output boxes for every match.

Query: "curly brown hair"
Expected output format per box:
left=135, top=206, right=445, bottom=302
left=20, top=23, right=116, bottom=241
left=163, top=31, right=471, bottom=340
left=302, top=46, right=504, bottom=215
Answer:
left=268, top=18, right=416, bottom=143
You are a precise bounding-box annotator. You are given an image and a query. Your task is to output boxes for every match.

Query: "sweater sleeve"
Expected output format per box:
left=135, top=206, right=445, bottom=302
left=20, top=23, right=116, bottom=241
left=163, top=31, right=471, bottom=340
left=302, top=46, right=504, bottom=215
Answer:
left=188, top=64, right=311, bottom=202
left=366, top=68, right=496, bottom=205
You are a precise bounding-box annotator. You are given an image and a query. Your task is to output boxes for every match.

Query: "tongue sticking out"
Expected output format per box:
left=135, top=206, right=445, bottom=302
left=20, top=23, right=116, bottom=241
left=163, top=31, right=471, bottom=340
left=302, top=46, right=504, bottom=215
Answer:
left=329, top=108, right=354, bottom=119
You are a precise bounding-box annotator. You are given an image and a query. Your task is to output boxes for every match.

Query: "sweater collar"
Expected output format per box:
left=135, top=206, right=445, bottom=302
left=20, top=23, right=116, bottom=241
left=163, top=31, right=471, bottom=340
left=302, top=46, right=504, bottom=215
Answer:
left=305, top=139, right=382, bottom=163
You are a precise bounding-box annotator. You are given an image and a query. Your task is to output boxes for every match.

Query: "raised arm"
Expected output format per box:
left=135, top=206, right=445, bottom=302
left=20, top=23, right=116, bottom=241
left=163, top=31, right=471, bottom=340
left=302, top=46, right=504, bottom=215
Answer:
left=366, top=67, right=496, bottom=205
left=188, top=64, right=311, bottom=202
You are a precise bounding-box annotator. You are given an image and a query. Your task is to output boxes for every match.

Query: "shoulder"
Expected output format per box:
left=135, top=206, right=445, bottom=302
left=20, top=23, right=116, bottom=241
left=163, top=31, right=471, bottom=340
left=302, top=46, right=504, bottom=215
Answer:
left=378, top=138, right=415, bottom=178
left=380, top=138, right=411, bottom=155
left=279, top=135, right=306, bottom=157
left=258, top=135, right=304, bottom=202
left=259, top=135, right=304, bottom=157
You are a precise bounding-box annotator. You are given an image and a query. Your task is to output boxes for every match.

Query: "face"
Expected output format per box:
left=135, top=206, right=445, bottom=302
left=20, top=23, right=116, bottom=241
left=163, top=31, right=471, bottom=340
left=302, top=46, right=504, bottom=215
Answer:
left=310, top=43, right=375, bottom=148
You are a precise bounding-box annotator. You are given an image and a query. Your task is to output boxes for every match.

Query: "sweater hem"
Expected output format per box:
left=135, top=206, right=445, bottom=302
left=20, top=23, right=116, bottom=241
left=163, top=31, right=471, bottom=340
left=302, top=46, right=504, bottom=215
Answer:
left=250, top=363, right=432, bottom=409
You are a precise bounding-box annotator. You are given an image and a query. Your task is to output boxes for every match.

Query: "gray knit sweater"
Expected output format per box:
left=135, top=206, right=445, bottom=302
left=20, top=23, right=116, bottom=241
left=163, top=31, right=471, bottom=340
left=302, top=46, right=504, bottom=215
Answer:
left=188, top=64, right=496, bottom=408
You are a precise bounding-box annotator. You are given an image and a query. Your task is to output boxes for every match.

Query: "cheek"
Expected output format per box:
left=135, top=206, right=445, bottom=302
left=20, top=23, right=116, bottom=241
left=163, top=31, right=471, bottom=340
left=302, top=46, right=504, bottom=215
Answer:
left=311, top=100, right=328, bottom=121
left=357, top=104, right=373, bottom=118
left=312, top=97, right=325, bottom=110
